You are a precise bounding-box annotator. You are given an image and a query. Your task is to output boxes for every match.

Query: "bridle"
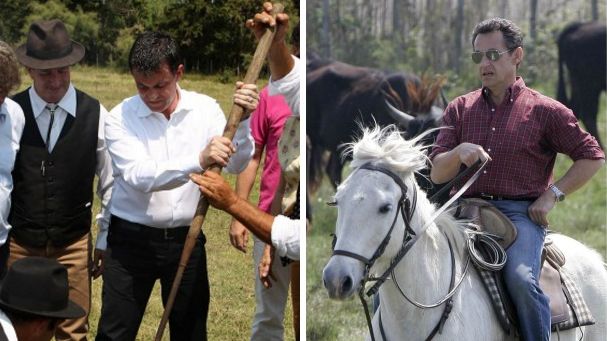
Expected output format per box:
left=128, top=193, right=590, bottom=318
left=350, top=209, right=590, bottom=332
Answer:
left=329, top=160, right=487, bottom=340
left=332, top=163, right=417, bottom=269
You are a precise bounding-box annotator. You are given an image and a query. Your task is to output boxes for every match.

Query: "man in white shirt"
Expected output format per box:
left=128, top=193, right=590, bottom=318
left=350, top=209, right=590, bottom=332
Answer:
left=96, top=31, right=257, bottom=341
left=0, top=257, right=85, bottom=341
left=0, top=41, right=25, bottom=279
left=10, top=20, right=113, bottom=341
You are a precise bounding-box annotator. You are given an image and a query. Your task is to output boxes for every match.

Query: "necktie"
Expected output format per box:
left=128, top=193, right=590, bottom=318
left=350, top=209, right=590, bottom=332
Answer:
left=45, top=104, right=57, bottom=152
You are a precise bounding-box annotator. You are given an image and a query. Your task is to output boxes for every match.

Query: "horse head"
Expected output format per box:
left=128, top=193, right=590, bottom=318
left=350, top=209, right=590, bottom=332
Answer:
left=322, top=125, right=432, bottom=300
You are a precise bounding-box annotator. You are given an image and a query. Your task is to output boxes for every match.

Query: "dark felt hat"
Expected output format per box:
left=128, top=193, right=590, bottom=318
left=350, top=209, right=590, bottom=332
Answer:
left=16, top=19, right=85, bottom=69
left=0, top=257, right=85, bottom=319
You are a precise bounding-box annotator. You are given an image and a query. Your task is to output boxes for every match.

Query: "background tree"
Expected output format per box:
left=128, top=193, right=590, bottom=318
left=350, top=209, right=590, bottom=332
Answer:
left=2, top=0, right=299, bottom=74
left=307, top=0, right=606, bottom=97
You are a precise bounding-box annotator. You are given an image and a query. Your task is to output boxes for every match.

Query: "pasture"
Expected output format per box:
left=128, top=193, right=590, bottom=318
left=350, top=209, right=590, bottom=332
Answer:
left=306, top=90, right=607, bottom=340
left=15, top=65, right=295, bottom=340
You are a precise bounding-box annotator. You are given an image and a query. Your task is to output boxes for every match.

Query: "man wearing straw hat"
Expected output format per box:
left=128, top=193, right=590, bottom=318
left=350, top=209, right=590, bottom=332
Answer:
left=10, top=19, right=113, bottom=341
left=0, top=257, right=86, bottom=341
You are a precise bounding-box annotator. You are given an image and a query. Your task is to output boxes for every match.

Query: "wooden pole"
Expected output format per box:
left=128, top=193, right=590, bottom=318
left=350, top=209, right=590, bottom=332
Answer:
left=154, top=4, right=284, bottom=340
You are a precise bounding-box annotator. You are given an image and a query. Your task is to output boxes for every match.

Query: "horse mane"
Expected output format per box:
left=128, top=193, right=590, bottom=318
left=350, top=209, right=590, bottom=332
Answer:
left=343, top=124, right=431, bottom=176
left=343, top=124, right=469, bottom=251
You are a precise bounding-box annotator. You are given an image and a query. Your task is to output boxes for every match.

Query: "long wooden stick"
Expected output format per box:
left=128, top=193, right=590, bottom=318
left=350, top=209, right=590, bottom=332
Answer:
left=154, top=4, right=284, bottom=340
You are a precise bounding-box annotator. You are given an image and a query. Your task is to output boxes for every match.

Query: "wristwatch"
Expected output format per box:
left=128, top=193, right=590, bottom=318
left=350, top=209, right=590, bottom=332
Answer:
left=549, top=184, right=565, bottom=202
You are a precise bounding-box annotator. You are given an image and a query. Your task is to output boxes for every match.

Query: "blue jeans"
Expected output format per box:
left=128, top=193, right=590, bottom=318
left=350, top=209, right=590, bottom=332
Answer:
left=491, top=200, right=550, bottom=341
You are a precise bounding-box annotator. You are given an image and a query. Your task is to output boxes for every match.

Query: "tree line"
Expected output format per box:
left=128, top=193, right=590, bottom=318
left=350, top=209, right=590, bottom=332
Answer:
left=0, top=0, right=299, bottom=74
left=308, top=0, right=604, bottom=96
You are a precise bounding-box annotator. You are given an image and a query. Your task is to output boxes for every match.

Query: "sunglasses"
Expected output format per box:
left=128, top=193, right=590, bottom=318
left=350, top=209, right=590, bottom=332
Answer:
left=471, top=48, right=514, bottom=64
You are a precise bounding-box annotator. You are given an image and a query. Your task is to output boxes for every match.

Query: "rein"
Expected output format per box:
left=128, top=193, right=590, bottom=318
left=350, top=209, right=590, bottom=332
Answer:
left=331, top=159, right=487, bottom=340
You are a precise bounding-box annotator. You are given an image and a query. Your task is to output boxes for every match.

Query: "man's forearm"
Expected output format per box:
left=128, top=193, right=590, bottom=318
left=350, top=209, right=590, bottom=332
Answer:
left=268, top=41, right=293, bottom=81
left=553, top=158, right=605, bottom=195
left=226, top=197, right=274, bottom=243
left=430, top=149, right=463, bottom=184
left=234, top=147, right=262, bottom=200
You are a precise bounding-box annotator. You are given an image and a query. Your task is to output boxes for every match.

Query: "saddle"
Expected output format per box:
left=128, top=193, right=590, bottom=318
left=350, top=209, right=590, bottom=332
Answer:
left=458, top=198, right=595, bottom=335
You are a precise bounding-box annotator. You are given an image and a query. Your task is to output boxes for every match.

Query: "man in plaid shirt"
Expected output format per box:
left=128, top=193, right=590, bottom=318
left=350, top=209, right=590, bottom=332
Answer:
left=430, top=18, right=604, bottom=341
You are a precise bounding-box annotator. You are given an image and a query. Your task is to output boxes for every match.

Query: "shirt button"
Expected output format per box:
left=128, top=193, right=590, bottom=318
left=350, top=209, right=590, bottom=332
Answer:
left=492, top=127, right=496, bottom=131
left=491, top=108, right=495, bottom=112
left=483, top=170, right=487, bottom=174
left=487, top=148, right=491, bottom=152
left=510, top=99, right=513, bottom=102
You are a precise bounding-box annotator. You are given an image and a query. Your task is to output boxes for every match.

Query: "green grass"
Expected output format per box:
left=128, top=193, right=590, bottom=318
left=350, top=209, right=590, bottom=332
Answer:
left=16, top=66, right=294, bottom=341
left=306, top=91, right=607, bottom=340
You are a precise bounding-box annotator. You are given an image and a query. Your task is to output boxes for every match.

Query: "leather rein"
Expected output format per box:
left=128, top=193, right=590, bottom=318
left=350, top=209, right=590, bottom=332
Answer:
left=330, top=160, right=487, bottom=341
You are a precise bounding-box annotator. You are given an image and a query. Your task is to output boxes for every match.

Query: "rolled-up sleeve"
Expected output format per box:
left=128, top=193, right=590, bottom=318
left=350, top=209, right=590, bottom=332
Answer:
left=546, top=106, right=605, bottom=161
left=271, top=215, right=300, bottom=261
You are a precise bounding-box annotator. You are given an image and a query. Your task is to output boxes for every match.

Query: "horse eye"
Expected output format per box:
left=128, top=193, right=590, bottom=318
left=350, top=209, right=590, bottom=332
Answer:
left=326, top=201, right=337, bottom=207
left=379, top=203, right=392, bottom=213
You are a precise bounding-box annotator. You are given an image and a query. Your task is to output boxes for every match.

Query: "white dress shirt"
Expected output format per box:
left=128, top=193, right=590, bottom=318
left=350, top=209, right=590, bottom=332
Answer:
left=105, top=86, right=254, bottom=240
left=0, top=309, right=18, bottom=341
left=269, top=55, right=300, bottom=117
left=28, top=85, right=114, bottom=250
left=268, top=55, right=301, bottom=260
left=271, top=215, right=300, bottom=260
left=0, top=98, right=25, bottom=246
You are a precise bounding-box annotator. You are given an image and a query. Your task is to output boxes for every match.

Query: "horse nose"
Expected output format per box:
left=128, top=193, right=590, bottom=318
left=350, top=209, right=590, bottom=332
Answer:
left=342, top=275, right=353, bottom=293
left=323, top=264, right=356, bottom=299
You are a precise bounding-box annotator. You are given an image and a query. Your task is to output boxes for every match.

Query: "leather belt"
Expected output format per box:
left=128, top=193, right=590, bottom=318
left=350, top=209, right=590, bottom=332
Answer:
left=109, top=215, right=189, bottom=241
left=465, top=193, right=537, bottom=202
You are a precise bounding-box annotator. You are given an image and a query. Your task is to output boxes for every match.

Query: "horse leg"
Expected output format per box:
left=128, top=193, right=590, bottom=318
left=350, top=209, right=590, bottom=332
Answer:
left=326, top=153, right=344, bottom=190
left=577, top=88, right=603, bottom=148
left=569, top=80, right=603, bottom=148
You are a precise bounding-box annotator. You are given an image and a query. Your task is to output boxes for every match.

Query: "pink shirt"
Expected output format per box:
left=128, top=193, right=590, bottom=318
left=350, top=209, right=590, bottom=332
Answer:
left=251, top=87, right=292, bottom=212
left=430, top=77, right=604, bottom=198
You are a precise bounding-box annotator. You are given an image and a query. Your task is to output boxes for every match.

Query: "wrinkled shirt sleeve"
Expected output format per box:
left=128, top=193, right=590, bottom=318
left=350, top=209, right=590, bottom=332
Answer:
left=271, top=215, right=300, bottom=261
left=268, top=55, right=300, bottom=117
left=94, top=104, right=114, bottom=250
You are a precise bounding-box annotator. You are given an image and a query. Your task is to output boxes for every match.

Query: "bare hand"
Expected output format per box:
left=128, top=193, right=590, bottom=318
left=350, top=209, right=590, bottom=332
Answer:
left=456, top=142, right=492, bottom=167
left=229, top=219, right=249, bottom=253
left=190, top=172, right=239, bottom=211
left=199, top=136, right=236, bottom=169
left=259, top=244, right=276, bottom=288
left=91, top=248, right=105, bottom=279
left=528, top=191, right=556, bottom=227
left=233, top=81, right=259, bottom=119
left=245, top=2, right=290, bottom=43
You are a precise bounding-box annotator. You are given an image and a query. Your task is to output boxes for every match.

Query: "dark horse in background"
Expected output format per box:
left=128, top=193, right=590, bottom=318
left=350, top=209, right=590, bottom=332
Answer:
left=557, top=21, right=606, bottom=147
left=307, top=53, right=449, bottom=203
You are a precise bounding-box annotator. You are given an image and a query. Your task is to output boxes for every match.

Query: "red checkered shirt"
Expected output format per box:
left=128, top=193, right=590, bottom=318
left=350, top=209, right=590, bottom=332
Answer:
left=430, top=77, right=604, bottom=198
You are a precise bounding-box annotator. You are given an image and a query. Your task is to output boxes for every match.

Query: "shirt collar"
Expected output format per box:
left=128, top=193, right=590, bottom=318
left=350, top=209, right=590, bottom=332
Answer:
left=482, top=76, right=526, bottom=103
left=135, top=85, right=192, bottom=118
left=29, top=84, right=77, bottom=118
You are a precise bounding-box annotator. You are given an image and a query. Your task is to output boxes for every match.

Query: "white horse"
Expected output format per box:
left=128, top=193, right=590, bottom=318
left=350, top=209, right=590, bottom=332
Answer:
left=322, top=125, right=607, bottom=340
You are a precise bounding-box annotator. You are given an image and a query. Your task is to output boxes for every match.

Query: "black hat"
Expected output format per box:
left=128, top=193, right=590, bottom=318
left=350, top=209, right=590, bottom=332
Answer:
left=0, top=257, right=85, bottom=319
left=16, top=19, right=85, bottom=70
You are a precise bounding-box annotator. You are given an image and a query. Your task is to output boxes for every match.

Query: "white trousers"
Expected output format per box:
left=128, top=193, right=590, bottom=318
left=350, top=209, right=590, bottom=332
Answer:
left=250, top=235, right=292, bottom=341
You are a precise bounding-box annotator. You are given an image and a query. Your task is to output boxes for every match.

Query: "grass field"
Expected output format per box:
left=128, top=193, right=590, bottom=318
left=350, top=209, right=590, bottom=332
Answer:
left=306, top=90, right=607, bottom=340
left=16, top=65, right=295, bottom=340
